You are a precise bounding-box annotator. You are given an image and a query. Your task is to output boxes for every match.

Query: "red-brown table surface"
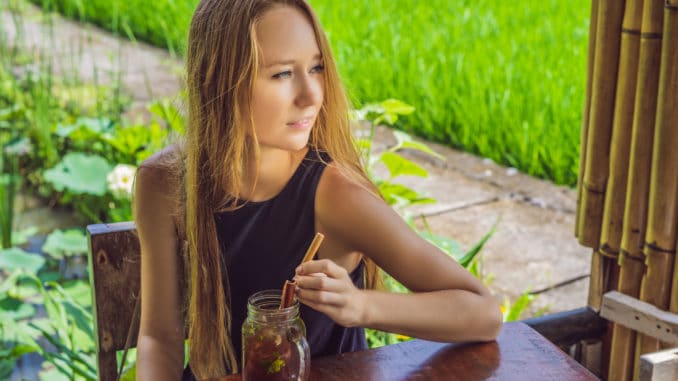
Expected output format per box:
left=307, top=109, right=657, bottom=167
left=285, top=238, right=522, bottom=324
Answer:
left=216, top=321, right=598, bottom=381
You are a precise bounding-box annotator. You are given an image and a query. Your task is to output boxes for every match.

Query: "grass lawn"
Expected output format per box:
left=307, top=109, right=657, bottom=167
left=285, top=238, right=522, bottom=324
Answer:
left=30, top=0, right=590, bottom=185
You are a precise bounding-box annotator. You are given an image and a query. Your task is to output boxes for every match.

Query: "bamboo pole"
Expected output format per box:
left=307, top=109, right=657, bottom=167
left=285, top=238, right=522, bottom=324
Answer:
left=600, top=0, right=643, bottom=265
left=664, top=0, right=678, bottom=318
left=603, top=1, right=646, bottom=379
left=611, top=0, right=665, bottom=379
left=578, top=0, right=626, bottom=249
left=583, top=0, right=627, bottom=311
left=577, top=0, right=600, bottom=240
left=634, top=2, right=678, bottom=378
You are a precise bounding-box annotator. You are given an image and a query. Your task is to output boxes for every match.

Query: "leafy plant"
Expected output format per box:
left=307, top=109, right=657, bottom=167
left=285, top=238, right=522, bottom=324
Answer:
left=28, top=279, right=97, bottom=381
left=356, top=99, right=440, bottom=211
left=502, top=290, right=535, bottom=322
left=0, top=253, right=46, bottom=380
left=30, top=97, right=182, bottom=224
left=0, top=257, right=102, bottom=381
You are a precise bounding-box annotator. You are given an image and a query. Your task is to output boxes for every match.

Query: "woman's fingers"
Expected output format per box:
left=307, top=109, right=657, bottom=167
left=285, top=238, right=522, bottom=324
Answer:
left=295, top=287, right=343, bottom=306
left=295, top=273, right=339, bottom=291
left=296, top=259, right=348, bottom=279
left=294, top=258, right=366, bottom=326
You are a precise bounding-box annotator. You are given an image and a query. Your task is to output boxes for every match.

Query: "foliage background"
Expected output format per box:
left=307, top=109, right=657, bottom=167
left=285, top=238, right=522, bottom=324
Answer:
left=30, top=0, right=590, bottom=186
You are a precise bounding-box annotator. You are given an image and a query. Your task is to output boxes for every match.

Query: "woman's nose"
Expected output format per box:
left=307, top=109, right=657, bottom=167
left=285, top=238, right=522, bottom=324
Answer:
left=295, top=74, right=323, bottom=108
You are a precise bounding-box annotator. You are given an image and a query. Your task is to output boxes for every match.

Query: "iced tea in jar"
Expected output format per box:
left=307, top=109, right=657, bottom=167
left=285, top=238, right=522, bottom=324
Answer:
left=242, top=290, right=310, bottom=381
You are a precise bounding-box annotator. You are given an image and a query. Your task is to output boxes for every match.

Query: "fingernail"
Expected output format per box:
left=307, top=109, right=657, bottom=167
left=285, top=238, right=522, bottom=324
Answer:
left=295, top=265, right=302, bottom=274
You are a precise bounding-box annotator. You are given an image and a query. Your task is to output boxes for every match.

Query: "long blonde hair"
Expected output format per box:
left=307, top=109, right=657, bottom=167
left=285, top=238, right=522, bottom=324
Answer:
left=185, top=0, right=379, bottom=377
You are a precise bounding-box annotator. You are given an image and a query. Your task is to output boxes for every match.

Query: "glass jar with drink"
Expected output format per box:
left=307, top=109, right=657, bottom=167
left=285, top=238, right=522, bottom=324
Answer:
left=242, top=289, right=310, bottom=381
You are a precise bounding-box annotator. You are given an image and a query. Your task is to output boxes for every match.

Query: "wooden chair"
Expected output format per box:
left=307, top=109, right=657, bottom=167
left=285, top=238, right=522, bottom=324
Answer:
left=87, top=222, right=141, bottom=381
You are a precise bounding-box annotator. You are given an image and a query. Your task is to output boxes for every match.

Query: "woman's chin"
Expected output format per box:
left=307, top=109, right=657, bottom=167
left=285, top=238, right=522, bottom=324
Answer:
left=259, top=138, right=311, bottom=153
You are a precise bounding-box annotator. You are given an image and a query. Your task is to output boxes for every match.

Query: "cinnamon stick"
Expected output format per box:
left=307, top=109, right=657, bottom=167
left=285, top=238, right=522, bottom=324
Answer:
left=279, top=233, right=325, bottom=309
left=279, top=280, right=296, bottom=309
left=300, top=232, right=324, bottom=265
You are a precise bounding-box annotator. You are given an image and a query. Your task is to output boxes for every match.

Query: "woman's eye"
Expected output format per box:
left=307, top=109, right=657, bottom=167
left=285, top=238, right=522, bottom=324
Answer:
left=311, top=64, right=324, bottom=73
left=272, top=71, right=292, bottom=79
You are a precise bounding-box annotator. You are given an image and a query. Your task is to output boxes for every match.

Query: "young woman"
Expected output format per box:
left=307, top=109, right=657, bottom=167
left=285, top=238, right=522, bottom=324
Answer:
left=134, top=0, right=503, bottom=380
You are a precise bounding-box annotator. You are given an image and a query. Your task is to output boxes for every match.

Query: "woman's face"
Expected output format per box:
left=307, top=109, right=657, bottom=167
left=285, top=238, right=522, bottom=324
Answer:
left=249, top=5, right=324, bottom=153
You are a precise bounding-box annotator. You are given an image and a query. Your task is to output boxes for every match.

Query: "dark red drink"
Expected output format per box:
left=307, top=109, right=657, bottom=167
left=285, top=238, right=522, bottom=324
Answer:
left=242, top=290, right=309, bottom=381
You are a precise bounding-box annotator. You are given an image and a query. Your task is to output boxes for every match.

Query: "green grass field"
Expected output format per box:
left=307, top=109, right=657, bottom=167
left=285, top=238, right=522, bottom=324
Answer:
left=31, top=0, right=590, bottom=185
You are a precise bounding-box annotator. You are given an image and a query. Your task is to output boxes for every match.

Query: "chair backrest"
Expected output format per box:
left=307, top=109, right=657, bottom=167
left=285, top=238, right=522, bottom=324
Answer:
left=86, top=222, right=140, bottom=381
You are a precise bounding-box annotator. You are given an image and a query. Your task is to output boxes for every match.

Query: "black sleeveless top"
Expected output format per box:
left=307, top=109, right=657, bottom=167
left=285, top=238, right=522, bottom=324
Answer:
left=182, top=149, right=367, bottom=379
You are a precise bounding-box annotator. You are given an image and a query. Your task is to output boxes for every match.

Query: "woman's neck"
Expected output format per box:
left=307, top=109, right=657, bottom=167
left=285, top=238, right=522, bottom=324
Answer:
left=239, top=146, right=308, bottom=202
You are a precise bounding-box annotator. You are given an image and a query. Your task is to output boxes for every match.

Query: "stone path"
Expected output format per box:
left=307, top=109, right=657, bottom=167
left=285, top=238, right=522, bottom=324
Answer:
left=2, top=1, right=592, bottom=317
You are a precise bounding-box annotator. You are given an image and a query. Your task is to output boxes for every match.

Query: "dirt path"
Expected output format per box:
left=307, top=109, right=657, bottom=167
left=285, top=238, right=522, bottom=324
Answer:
left=2, top=1, right=591, bottom=317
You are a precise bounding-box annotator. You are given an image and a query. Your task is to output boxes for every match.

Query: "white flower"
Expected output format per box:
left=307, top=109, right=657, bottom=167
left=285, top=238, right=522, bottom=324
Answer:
left=107, top=164, right=137, bottom=199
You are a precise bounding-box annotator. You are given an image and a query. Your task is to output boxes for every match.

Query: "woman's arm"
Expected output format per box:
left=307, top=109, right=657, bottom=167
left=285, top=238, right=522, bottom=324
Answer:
left=134, top=163, right=185, bottom=380
left=295, top=165, right=503, bottom=342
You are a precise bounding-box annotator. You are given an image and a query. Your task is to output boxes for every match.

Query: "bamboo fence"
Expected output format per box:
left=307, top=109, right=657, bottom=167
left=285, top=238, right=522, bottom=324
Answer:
left=577, top=0, right=678, bottom=379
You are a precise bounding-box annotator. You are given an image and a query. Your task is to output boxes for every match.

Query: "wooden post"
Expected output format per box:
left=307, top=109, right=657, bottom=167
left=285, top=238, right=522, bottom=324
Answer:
left=639, top=348, right=678, bottom=381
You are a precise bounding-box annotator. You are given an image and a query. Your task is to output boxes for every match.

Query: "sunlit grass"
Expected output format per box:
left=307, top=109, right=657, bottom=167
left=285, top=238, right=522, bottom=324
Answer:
left=28, top=0, right=589, bottom=185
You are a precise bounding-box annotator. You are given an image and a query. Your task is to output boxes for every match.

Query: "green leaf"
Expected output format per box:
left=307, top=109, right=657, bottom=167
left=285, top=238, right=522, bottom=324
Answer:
left=61, top=280, right=92, bottom=308
left=11, top=226, right=39, bottom=246
left=0, top=296, right=36, bottom=320
left=392, top=131, right=445, bottom=160
left=380, top=99, right=415, bottom=115
left=20, top=318, right=53, bottom=342
left=8, top=280, right=40, bottom=300
left=41, top=229, right=88, bottom=259
left=43, top=153, right=112, bottom=196
left=55, top=117, right=112, bottom=137
left=46, top=283, right=94, bottom=350
left=38, top=363, right=72, bottom=381
left=148, top=98, right=185, bottom=134
left=0, top=358, right=13, bottom=381
left=0, top=104, right=24, bottom=121
left=355, top=138, right=372, bottom=157
left=0, top=248, right=46, bottom=274
left=458, top=219, right=499, bottom=268
left=0, top=320, right=42, bottom=349
left=30, top=323, right=97, bottom=378
left=7, top=342, right=39, bottom=358
left=377, top=182, right=433, bottom=208
left=0, top=271, right=21, bottom=294
left=63, top=300, right=95, bottom=350
left=38, top=271, right=62, bottom=283
left=504, top=291, right=534, bottom=322
left=379, top=152, right=428, bottom=178
left=119, top=363, right=137, bottom=381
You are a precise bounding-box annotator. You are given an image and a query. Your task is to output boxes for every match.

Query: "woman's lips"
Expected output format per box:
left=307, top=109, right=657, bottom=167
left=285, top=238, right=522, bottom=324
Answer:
left=287, top=118, right=312, bottom=129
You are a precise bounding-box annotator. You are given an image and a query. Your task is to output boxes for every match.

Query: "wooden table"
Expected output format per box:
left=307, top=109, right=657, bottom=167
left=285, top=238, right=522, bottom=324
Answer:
left=218, top=322, right=598, bottom=380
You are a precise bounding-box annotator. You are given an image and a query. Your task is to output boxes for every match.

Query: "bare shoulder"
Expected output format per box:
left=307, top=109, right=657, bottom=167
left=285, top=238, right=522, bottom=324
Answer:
left=316, top=164, right=378, bottom=211
left=135, top=145, right=184, bottom=236
left=136, top=145, right=182, bottom=200
left=315, top=163, right=387, bottom=239
left=138, top=144, right=182, bottom=180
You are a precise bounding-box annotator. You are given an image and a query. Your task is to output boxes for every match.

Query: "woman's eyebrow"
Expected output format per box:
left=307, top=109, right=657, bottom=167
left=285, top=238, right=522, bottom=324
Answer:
left=264, top=53, right=322, bottom=68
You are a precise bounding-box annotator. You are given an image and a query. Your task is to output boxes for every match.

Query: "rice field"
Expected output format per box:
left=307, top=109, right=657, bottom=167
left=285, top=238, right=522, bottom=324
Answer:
left=30, top=0, right=590, bottom=186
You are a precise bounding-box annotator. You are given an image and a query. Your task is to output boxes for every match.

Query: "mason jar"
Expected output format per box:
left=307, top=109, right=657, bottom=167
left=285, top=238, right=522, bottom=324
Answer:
left=242, top=290, right=310, bottom=381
